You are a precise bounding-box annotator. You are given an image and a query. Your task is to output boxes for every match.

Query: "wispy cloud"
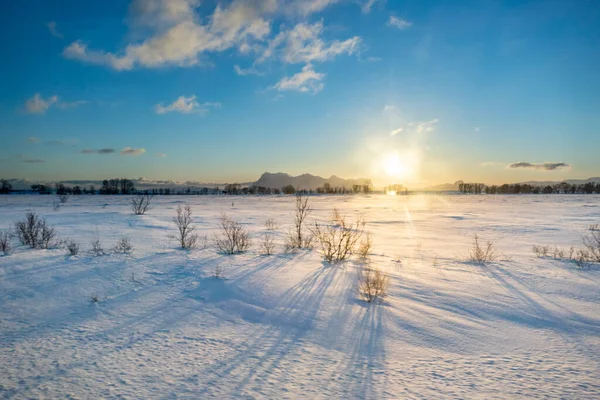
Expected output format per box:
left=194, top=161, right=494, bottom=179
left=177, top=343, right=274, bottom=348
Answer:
left=387, top=16, right=413, bottom=30
left=47, top=21, right=63, bottom=39
left=384, top=105, right=395, bottom=112
left=155, top=153, right=167, bottom=157
left=480, top=161, right=502, bottom=167
left=24, top=93, right=88, bottom=114
left=22, top=158, right=45, bottom=163
left=508, top=162, right=570, bottom=171
left=391, top=119, right=439, bottom=136
left=63, top=1, right=360, bottom=75
left=56, top=100, right=89, bottom=109
left=234, top=65, right=263, bottom=76
left=154, top=95, right=221, bottom=115
left=80, top=148, right=116, bottom=154
left=360, top=0, right=380, bottom=14
left=27, top=136, right=41, bottom=143
left=120, top=147, right=146, bottom=156
left=25, top=94, right=58, bottom=114
left=273, top=64, right=325, bottom=94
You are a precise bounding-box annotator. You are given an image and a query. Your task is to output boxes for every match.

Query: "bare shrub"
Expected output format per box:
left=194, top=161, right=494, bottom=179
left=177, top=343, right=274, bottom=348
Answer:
left=14, top=211, right=58, bottom=249
left=330, top=208, right=343, bottom=226
left=260, top=233, right=276, bottom=255
left=265, top=218, right=278, bottom=230
left=286, top=192, right=312, bottom=250
left=312, top=211, right=364, bottom=263
left=533, top=245, right=549, bottom=258
left=114, top=237, right=133, bottom=254
left=358, top=266, right=389, bottom=303
left=0, top=231, right=12, bottom=255
left=91, top=239, right=105, bottom=256
left=357, top=233, right=372, bottom=260
left=58, top=193, right=69, bottom=204
left=214, top=214, right=251, bottom=254
left=52, top=201, right=61, bottom=212
left=91, top=295, right=100, bottom=303
left=552, top=246, right=566, bottom=260
left=171, top=205, right=198, bottom=249
left=575, top=249, right=591, bottom=270
left=65, top=239, right=80, bottom=256
left=583, top=224, right=600, bottom=263
left=467, top=234, right=498, bottom=264
left=131, top=193, right=151, bottom=215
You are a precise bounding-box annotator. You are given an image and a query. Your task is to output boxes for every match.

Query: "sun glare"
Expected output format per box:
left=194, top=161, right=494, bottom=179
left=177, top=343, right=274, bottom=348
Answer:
left=383, top=153, right=410, bottom=180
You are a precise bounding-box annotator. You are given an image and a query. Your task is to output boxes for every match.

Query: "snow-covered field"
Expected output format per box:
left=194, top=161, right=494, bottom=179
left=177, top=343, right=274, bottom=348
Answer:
left=1, top=194, right=599, bottom=399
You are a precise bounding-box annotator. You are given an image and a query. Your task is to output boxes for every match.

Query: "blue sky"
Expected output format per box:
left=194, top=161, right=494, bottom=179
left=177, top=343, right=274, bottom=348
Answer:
left=1, top=0, right=599, bottom=186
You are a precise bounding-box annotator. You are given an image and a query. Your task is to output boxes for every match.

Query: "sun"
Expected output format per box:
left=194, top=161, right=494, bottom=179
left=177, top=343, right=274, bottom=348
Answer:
left=383, top=153, right=409, bottom=179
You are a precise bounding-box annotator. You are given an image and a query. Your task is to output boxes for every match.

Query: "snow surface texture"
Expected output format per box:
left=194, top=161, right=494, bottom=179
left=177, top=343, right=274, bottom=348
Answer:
left=1, top=194, right=599, bottom=399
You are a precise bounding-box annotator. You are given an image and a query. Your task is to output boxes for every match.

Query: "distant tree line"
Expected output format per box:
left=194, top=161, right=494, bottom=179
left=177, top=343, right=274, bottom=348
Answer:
left=383, top=184, right=408, bottom=195
left=459, top=181, right=600, bottom=194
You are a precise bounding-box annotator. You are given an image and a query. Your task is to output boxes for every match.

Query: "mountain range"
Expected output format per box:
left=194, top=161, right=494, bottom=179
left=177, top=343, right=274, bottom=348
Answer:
left=254, top=172, right=371, bottom=190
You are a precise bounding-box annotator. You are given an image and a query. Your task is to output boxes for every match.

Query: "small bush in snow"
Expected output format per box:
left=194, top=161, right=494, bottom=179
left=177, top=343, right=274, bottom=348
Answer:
left=214, top=213, right=251, bottom=254
left=90, top=239, right=105, bottom=256
left=14, top=211, right=59, bottom=249
left=58, top=193, right=69, bottom=204
left=312, top=211, right=364, bottom=264
left=131, top=193, right=151, bottom=215
left=286, top=193, right=313, bottom=250
left=533, top=245, right=549, bottom=258
left=171, top=204, right=198, bottom=249
left=583, top=224, right=600, bottom=263
left=52, top=201, right=61, bottom=212
left=114, top=237, right=133, bottom=254
left=358, top=265, right=389, bottom=303
left=260, top=233, right=276, bottom=255
left=574, top=249, right=591, bottom=270
left=467, top=234, right=498, bottom=264
left=65, top=240, right=80, bottom=256
left=357, top=233, right=372, bottom=260
left=265, top=218, right=278, bottom=230
left=0, top=231, right=12, bottom=255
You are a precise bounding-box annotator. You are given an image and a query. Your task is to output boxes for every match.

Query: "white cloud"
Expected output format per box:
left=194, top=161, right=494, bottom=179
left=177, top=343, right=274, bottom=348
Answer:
left=234, top=64, right=263, bottom=76
left=25, top=94, right=58, bottom=114
left=27, top=136, right=40, bottom=143
left=474, top=127, right=481, bottom=132
left=360, top=0, right=380, bottom=14
left=273, top=64, right=325, bottom=94
left=155, top=153, right=167, bottom=157
left=258, top=21, right=361, bottom=65
left=154, top=95, right=221, bottom=114
left=289, top=0, right=340, bottom=16
left=387, top=16, right=413, bottom=30
left=391, top=118, right=439, bottom=136
left=384, top=105, right=395, bottom=112
left=120, top=147, right=146, bottom=156
left=63, top=0, right=359, bottom=72
left=47, top=21, right=63, bottom=38
left=24, top=93, right=88, bottom=114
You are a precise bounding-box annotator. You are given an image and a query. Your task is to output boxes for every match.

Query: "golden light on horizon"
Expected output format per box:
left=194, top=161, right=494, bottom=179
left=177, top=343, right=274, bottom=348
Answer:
left=382, top=151, right=417, bottom=183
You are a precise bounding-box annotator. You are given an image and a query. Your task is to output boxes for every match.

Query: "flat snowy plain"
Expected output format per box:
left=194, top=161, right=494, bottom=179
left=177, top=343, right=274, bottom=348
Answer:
left=1, top=194, right=599, bottom=399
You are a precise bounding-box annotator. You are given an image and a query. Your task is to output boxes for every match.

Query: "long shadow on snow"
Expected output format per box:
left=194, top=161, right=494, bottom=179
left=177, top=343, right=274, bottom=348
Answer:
left=197, top=263, right=343, bottom=397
